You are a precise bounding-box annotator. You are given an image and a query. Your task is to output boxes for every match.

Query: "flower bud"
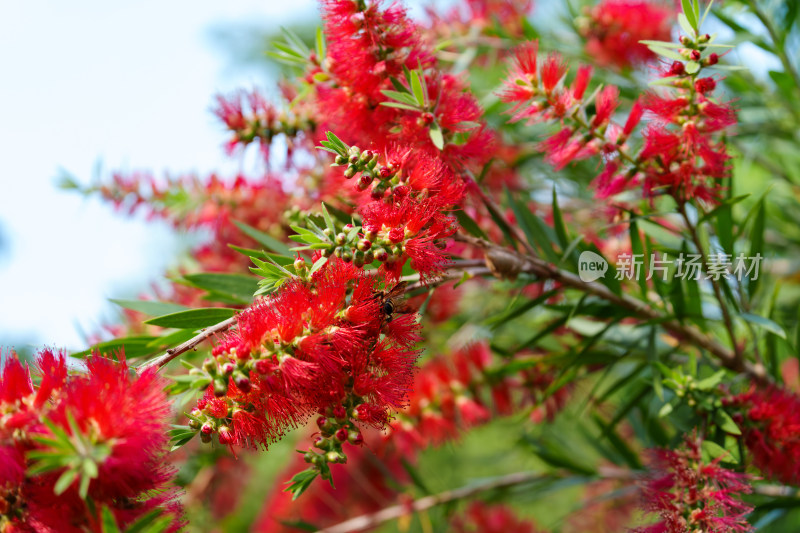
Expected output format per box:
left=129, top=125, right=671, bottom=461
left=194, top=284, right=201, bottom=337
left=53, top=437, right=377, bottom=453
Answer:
left=343, top=223, right=354, bottom=232
left=314, top=436, right=329, bottom=450
left=364, top=250, right=374, bottom=264
left=371, top=183, right=387, bottom=200
left=341, top=251, right=353, bottom=263
left=333, top=405, right=347, bottom=421
left=218, top=426, right=234, bottom=445
left=343, top=166, right=356, bottom=179
left=348, top=145, right=360, bottom=157
left=294, top=257, right=306, bottom=271
left=353, top=251, right=365, bottom=268
left=335, top=428, right=348, bottom=442
left=348, top=430, right=364, bottom=445
left=213, top=379, right=228, bottom=397
left=364, top=229, right=377, bottom=242
left=374, top=248, right=389, bottom=262
left=357, top=239, right=372, bottom=251
left=326, top=451, right=344, bottom=464
left=690, top=49, right=701, bottom=61
left=200, top=432, right=212, bottom=443
left=317, top=416, right=329, bottom=430
left=201, top=423, right=214, bottom=435
left=202, top=358, right=217, bottom=374
left=234, top=372, right=251, bottom=393
left=334, top=154, right=347, bottom=165
left=348, top=154, right=359, bottom=165
left=335, top=232, right=347, bottom=246
left=221, top=362, right=235, bottom=376
left=357, top=174, right=374, bottom=191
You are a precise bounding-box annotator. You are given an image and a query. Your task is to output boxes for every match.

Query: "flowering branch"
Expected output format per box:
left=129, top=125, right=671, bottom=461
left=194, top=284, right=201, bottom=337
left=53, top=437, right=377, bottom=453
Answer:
left=455, top=232, right=769, bottom=384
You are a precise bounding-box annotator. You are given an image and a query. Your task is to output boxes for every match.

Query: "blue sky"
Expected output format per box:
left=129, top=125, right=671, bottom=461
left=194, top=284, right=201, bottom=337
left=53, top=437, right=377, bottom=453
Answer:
left=0, top=1, right=320, bottom=351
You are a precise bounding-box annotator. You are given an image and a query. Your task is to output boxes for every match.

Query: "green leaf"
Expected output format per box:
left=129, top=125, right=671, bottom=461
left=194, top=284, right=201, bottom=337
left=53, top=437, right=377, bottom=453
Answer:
left=551, top=187, right=569, bottom=251
left=506, top=189, right=560, bottom=264
left=101, top=506, right=122, bottom=533
left=678, top=12, right=695, bottom=36
left=429, top=121, right=444, bottom=150
left=740, top=312, right=787, bottom=339
left=53, top=468, right=78, bottom=495
left=680, top=0, right=698, bottom=32
left=144, top=308, right=236, bottom=329
left=109, top=299, right=189, bottom=317
left=380, top=90, right=421, bottom=108
left=647, top=45, right=686, bottom=61
left=695, top=369, right=726, bottom=390
left=748, top=199, right=766, bottom=296
left=285, top=468, right=319, bottom=500
left=715, top=409, right=741, bottom=435
left=233, top=221, right=293, bottom=257
left=71, top=336, right=159, bottom=359
left=320, top=203, right=336, bottom=235
left=410, top=70, right=426, bottom=107
left=453, top=210, right=489, bottom=240
left=182, top=273, right=259, bottom=301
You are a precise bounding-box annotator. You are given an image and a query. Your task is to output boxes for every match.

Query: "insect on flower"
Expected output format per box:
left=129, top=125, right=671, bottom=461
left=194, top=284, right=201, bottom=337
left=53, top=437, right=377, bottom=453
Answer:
left=376, top=281, right=413, bottom=324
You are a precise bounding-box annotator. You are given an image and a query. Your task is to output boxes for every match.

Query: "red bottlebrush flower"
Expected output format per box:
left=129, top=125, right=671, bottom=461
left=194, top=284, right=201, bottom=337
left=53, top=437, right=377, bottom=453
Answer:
left=0, top=350, right=183, bottom=532
left=623, top=97, right=645, bottom=136
left=728, top=386, right=800, bottom=485
left=580, top=0, right=673, bottom=69
left=636, top=437, right=753, bottom=533
left=540, top=53, right=568, bottom=93
left=592, top=85, right=620, bottom=128
left=193, top=257, right=420, bottom=454
left=572, top=65, right=593, bottom=100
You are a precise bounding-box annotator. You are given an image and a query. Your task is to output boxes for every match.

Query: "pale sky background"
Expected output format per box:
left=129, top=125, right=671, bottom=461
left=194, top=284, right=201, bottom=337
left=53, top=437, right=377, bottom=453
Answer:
left=0, top=0, right=323, bottom=352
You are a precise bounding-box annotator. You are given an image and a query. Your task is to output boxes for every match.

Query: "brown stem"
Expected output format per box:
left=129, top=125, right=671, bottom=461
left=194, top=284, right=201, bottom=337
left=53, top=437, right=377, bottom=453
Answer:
left=138, top=317, right=237, bottom=372
left=456, top=232, right=769, bottom=385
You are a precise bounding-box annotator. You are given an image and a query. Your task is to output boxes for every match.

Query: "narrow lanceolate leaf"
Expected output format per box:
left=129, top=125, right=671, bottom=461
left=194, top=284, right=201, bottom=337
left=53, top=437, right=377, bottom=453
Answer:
left=182, top=273, right=259, bottom=301
left=453, top=210, right=488, bottom=240
left=748, top=199, right=766, bottom=296
left=429, top=121, right=444, bottom=150
left=410, top=69, right=426, bottom=107
left=109, top=299, right=189, bottom=317
left=71, top=336, right=159, bottom=359
left=233, top=220, right=293, bottom=257
left=144, top=308, right=237, bottom=329
left=740, top=312, right=787, bottom=339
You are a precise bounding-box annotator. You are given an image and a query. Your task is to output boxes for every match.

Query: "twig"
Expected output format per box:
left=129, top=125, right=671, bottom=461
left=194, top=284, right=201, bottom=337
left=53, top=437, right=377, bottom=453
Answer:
left=138, top=317, right=237, bottom=372
left=315, top=471, right=547, bottom=533
left=456, top=232, right=769, bottom=385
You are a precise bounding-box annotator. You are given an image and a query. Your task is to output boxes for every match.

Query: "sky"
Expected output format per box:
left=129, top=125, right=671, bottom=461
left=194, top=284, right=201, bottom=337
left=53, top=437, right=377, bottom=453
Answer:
left=0, top=0, right=322, bottom=352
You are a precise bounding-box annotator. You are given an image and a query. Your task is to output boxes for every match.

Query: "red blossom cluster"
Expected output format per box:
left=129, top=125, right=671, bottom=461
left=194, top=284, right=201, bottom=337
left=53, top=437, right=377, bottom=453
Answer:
left=579, top=0, right=674, bottom=69
left=188, top=256, right=420, bottom=476
left=636, top=437, right=753, bottom=533
left=727, top=385, right=800, bottom=486
left=0, top=351, right=183, bottom=531
left=499, top=34, right=737, bottom=204
left=253, top=342, right=572, bottom=530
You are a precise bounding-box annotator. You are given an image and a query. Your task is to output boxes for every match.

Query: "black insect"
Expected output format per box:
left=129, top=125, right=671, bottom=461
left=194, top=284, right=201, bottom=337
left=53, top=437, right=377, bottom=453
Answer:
left=376, top=281, right=413, bottom=324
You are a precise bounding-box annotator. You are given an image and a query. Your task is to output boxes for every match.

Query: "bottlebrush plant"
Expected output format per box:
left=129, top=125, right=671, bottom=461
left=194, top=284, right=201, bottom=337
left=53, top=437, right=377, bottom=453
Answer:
left=5, top=0, right=800, bottom=531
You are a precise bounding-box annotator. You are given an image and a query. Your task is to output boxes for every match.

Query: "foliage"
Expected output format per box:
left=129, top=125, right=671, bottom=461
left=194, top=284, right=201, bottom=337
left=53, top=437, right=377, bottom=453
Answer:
left=4, top=0, right=800, bottom=531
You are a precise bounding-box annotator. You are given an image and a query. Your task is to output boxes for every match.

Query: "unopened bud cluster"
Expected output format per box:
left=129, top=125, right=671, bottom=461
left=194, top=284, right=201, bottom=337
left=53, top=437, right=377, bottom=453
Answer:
left=334, top=145, right=410, bottom=202
left=302, top=396, right=366, bottom=481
